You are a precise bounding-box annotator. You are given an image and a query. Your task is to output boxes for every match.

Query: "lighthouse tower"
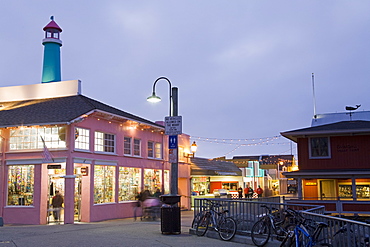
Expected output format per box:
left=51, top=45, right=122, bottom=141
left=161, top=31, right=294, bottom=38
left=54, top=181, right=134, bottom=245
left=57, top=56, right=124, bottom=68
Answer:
left=41, top=16, right=62, bottom=83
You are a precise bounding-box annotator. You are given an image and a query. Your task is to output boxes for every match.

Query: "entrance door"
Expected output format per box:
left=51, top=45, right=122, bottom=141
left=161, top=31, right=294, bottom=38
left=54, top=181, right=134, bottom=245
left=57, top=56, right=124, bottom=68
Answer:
left=47, top=174, right=65, bottom=224
left=320, top=180, right=335, bottom=200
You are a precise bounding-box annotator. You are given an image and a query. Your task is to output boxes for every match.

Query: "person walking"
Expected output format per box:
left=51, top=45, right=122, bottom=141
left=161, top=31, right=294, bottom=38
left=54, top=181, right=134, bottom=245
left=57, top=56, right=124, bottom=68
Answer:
left=237, top=187, right=243, bottom=198
left=51, top=190, right=63, bottom=222
left=244, top=187, right=249, bottom=198
left=248, top=186, right=254, bottom=198
left=256, top=185, right=264, bottom=198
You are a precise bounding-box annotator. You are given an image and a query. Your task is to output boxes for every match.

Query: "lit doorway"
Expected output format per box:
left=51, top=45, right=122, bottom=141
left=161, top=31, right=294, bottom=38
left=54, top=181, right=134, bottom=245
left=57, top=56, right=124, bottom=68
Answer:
left=319, top=180, right=336, bottom=200
left=74, top=175, right=82, bottom=222
left=47, top=168, right=65, bottom=224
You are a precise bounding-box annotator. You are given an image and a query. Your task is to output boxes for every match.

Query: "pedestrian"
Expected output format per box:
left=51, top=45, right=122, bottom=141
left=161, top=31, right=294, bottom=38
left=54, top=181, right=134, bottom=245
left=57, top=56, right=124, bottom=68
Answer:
left=248, top=186, right=254, bottom=198
left=244, top=187, right=249, bottom=198
left=237, top=187, right=243, bottom=198
left=51, top=190, right=63, bottom=222
left=153, top=188, right=162, bottom=198
left=256, top=185, right=264, bottom=198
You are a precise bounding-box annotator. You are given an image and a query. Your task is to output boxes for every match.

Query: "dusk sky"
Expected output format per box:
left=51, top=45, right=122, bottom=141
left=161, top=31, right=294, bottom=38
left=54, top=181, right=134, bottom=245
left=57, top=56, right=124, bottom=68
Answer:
left=1, top=1, right=370, bottom=159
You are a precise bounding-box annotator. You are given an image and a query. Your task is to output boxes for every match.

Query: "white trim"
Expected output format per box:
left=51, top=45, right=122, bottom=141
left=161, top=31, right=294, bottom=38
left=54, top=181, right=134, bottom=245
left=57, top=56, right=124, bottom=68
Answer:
left=94, top=160, right=117, bottom=166
left=6, top=158, right=66, bottom=165
left=73, top=158, right=93, bottom=164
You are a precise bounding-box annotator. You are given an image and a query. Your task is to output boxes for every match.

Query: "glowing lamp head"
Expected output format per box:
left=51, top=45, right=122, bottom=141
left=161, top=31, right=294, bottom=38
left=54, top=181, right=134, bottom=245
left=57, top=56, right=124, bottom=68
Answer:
left=147, top=92, right=161, bottom=103
left=190, top=141, right=198, bottom=154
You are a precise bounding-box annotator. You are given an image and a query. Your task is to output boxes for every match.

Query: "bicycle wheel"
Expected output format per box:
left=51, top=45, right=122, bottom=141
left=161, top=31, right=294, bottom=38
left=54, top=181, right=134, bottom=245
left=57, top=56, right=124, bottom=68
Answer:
left=251, top=219, right=271, bottom=247
left=218, top=217, right=237, bottom=241
left=191, top=211, right=206, bottom=229
left=196, top=213, right=210, bottom=236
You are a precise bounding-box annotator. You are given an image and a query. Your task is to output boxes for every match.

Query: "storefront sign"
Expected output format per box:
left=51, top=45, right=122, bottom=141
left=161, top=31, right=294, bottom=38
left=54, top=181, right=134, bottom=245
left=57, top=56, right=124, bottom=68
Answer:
left=47, top=164, right=61, bottom=169
left=81, top=167, right=88, bottom=176
left=305, top=182, right=317, bottom=186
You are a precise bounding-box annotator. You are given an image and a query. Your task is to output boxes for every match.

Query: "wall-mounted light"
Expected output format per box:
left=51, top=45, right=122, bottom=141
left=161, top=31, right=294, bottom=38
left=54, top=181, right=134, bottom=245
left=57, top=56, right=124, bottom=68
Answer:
left=185, top=141, right=198, bottom=158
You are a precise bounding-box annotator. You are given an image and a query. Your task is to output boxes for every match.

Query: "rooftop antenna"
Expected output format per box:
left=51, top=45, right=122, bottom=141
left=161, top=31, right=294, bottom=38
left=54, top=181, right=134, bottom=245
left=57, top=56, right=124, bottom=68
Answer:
left=312, top=73, right=317, bottom=119
left=345, top=104, right=361, bottom=121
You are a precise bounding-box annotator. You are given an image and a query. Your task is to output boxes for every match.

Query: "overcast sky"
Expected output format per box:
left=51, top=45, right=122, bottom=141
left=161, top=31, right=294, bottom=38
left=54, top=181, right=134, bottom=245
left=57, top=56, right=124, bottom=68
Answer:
left=1, top=1, right=370, bottom=159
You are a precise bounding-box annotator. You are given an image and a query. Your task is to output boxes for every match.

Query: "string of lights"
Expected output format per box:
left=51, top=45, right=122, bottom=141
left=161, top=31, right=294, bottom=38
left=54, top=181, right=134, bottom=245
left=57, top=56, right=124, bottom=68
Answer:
left=190, top=135, right=295, bottom=157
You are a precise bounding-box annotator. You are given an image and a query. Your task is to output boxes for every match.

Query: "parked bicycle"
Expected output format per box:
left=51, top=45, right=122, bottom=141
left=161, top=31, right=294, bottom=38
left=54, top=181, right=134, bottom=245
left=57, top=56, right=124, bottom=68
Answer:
left=251, top=205, right=295, bottom=246
left=281, top=208, right=332, bottom=247
left=195, top=199, right=237, bottom=241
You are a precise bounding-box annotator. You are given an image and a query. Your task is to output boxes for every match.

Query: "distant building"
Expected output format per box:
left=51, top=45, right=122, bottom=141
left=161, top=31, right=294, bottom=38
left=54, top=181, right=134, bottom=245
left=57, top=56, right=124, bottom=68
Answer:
left=281, top=111, right=370, bottom=214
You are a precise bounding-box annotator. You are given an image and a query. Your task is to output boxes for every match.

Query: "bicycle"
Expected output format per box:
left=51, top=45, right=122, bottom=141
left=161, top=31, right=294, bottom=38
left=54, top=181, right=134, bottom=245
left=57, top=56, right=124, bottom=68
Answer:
left=251, top=205, right=295, bottom=246
left=195, top=199, right=237, bottom=241
left=281, top=208, right=332, bottom=247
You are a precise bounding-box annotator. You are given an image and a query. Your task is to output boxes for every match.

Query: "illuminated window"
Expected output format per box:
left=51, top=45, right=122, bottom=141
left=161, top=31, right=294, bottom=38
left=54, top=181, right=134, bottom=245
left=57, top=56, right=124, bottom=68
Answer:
left=148, top=141, right=154, bottom=158
left=94, top=132, right=115, bottom=153
left=9, top=126, right=66, bottom=150
left=309, top=137, right=330, bottom=158
left=155, top=143, right=162, bottom=159
left=94, top=165, right=115, bottom=204
left=75, top=127, right=90, bottom=150
left=7, top=165, right=34, bottom=206
left=144, top=169, right=162, bottom=192
left=133, top=138, right=141, bottom=156
left=118, top=167, right=141, bottom=201
left=124, top=137, right=131, bottom=155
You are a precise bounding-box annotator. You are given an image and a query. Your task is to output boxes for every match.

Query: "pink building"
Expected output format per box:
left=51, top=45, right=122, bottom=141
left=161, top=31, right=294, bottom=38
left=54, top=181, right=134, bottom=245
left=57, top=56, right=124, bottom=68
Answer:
left=0, top=18, right=191, bottom=225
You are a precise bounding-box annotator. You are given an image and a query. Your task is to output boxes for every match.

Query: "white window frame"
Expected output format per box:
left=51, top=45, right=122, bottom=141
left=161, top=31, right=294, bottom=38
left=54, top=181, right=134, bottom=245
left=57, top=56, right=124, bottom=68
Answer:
left=147, top=141, right=154, bottom=158
left=133, top=138, right=141, bottom=157
left=309, top=137, right=331, bottom=159
left=75, top=127, right=90, bottom=151
left=155, top=142, right=162, bottom=159
left=124, top=137, right=132, bottom=155
left=94, top=131, right=115, bottom=153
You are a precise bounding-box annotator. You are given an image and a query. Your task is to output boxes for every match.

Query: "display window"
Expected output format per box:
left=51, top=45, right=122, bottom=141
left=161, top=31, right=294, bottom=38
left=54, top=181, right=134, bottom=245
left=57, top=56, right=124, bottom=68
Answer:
left=144, top=169, right=162, bottom=193
left=94, top=165, right=115, bottom=204
left=7, top=165, right=34, bottom=206
left=118, top=167, right=141, bottom=201
left=164, top=170, right=169, bottom=194
left=339, top=184, right=370, bottom=199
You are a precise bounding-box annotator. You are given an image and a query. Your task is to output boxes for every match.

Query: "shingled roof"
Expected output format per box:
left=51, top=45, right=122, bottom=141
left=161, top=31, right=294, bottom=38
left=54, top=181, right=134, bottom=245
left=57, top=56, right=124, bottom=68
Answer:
left=190, top=157, right=242, bottom=176
left=0, top=94, right=163, bottom=128
left=281, top=120, right=370, bottom=142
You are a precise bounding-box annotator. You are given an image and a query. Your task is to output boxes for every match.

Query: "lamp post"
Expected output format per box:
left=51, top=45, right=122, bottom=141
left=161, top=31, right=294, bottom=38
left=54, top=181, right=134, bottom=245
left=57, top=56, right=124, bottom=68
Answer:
left=147, top=77, right=181, bottom=234
left=147, top=76, right=179, bottom=195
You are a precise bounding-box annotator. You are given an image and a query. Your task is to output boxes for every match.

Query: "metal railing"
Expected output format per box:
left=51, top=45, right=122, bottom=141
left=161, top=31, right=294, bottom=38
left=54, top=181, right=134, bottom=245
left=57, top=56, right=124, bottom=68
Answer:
left=193, top=198, right=370, bottom=245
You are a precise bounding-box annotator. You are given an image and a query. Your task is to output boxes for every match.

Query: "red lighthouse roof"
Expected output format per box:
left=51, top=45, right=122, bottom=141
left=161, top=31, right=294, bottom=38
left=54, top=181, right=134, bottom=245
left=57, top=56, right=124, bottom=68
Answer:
left=43, top=16, right=62, bottom=32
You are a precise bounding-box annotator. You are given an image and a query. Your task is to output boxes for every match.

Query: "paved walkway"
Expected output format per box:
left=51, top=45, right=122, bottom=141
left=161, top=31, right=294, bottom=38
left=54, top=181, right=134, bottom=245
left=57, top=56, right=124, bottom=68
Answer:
left=0, top=210, right=262, bottom=247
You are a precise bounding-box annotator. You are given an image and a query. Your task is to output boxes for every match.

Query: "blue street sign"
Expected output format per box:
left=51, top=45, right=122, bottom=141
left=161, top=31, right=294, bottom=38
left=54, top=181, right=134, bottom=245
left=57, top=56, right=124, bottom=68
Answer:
left=169, top=135, right=178, bottom=149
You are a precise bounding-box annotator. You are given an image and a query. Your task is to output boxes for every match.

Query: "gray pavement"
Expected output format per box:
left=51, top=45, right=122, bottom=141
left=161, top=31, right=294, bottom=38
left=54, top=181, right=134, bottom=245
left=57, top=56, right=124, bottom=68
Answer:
left=0, top=210, right=263, bottom=247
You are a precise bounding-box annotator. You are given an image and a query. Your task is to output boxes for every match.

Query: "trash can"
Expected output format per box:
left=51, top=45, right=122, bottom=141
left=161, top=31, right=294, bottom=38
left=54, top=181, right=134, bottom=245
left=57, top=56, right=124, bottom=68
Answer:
left=160, top=194, right=181, bottom=234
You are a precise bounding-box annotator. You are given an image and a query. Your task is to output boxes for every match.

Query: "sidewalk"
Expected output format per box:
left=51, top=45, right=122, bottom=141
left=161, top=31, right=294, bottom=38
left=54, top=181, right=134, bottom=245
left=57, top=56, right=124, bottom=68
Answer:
left=0, top=210, right=259, bottom=247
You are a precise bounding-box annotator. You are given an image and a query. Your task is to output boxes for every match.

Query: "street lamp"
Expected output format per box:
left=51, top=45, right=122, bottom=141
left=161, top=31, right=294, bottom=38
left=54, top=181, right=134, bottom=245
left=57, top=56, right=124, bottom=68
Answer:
left=148, top=77, right=181, bottom=234
left=147, top=77, right=179, bottom=195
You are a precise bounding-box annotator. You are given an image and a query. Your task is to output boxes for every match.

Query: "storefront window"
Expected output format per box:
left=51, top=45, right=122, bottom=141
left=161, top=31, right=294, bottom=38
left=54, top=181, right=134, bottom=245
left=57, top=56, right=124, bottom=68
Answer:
left=8, top=165, right=34, bottom=206
left=144, top=169, right=162, bottom=193
left=9, top=126, right=66, bottom=150
left=118, top=167, right=141, bottom=201
left=164, top=170, right=169, bottom=194
left=94, top=165, right=115, bottom=204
